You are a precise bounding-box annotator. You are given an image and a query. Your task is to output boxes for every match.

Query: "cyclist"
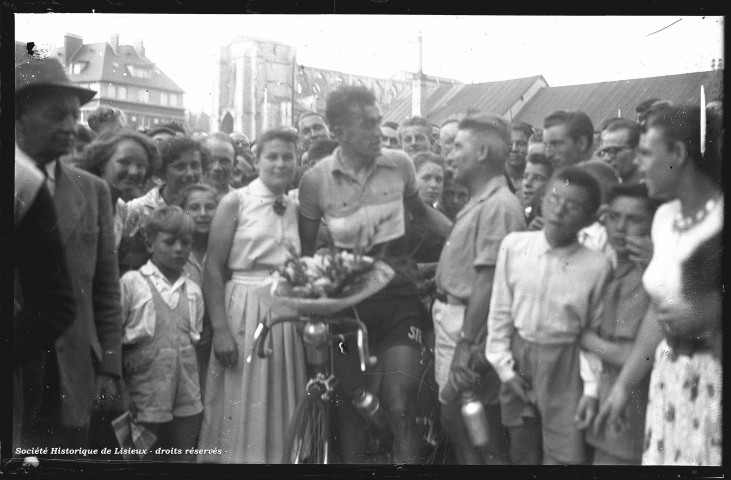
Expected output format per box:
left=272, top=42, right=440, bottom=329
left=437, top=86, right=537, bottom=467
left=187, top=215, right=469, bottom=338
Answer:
left=298, top=85, right=452, bottom=463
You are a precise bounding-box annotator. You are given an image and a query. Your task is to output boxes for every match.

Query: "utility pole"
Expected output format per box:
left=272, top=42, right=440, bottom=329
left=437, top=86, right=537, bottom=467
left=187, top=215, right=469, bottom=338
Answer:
left=411, top=32, right=427, bottom=117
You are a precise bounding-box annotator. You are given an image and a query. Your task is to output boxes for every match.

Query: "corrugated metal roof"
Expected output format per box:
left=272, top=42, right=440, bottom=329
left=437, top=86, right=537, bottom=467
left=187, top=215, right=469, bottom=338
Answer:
left=57, top=43, right=184, bottom=93
left=514, top=71, right=720, bottom=129
left=383, top=76, right=545, bottom=126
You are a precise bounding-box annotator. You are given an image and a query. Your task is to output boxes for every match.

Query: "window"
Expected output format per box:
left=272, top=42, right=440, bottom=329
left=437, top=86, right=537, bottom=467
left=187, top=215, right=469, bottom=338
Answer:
left=160, top=92, right=168, bottom=106
left=117, top=85, right=128, bottom=100
left=70, top=62, right=87, bottom=75
left=107, top=84, right=116, bottom=98
left=169, top=94, right=177, bottom=107
left=127, top=65, right=151, bottom=79
left=154, top=118, right=160, bottom=125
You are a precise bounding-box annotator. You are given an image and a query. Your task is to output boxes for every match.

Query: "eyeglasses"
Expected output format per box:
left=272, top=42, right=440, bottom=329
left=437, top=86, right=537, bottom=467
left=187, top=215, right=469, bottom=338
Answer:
left=381, top=135, right=399, bottom=147
left=544, top=192, right=585, bottom=216
left=596, top=145, right=632, bottom=158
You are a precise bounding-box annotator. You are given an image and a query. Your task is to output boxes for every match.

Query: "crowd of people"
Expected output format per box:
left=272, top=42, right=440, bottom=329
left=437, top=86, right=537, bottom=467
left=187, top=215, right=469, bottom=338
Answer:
left=13, top=56, right=723, bottom=466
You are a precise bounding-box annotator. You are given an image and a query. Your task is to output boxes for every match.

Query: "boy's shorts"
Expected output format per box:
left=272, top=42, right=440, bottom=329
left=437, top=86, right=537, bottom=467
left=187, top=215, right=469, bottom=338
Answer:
left=499, top=334, right=586, bottom=464
left=124, top=344, right=203, bottom=423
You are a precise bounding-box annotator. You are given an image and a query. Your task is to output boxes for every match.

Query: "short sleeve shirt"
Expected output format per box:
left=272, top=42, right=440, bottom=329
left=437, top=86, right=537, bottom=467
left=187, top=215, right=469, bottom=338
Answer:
left=298, top=147, right=418, bottom=256
left=435, top=175, right=525, bottom=301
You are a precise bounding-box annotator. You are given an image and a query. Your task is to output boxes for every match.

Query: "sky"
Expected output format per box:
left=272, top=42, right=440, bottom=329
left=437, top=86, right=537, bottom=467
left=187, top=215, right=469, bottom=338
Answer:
left=15, top=14, right=724, bottom=114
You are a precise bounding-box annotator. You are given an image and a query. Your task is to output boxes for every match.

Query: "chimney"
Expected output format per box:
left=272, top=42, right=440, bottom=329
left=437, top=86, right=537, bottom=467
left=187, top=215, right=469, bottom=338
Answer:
left=411, top=33, right=427, bottom=117
left=110, top=34, right=119, bottom=55
left=133, top=40, right=145, bottom=59
left=63, top=34, right=83, bottom=66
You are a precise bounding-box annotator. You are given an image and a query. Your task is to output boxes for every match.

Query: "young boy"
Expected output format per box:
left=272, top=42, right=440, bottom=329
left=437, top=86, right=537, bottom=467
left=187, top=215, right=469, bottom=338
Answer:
left=578, top=160, right=621, bottom=264
left=485, top=167, right=612, bottom=465
left=120, top=205, right=204, bottom=461
left=580, top=183, right=656, bottom=464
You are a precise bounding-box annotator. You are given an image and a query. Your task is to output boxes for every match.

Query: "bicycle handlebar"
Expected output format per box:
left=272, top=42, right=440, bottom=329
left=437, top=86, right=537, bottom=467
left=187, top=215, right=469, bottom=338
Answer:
left=253, top=313, right=377, bottom=373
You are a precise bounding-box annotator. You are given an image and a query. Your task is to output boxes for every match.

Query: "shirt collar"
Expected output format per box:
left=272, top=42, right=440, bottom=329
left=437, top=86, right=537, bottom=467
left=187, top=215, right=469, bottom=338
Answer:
left=537, top=229, right=582, bottom=257
left=454, top=175, right=508, bottom=222
left=330, top=147, right=397, bottom=177
left=140, top=259, right=190, bottom=292
left=139, top=185, right=165, bottom=209
left=44, top=160, right=57, bottom=182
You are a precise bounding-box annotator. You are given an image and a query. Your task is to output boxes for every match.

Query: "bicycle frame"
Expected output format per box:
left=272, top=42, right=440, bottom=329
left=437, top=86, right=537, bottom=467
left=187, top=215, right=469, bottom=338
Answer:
left=252, top=308, right=378, bottom=464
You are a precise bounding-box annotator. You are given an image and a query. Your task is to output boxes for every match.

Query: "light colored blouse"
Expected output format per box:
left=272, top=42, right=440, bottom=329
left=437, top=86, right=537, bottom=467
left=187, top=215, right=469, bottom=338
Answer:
left=120, top=260, right=204, bottom=345
left=124, top=185, right=166, bottom=238
left=228, top=178, right=301, bottom=272
left=643, top=197, right=723, bottom=310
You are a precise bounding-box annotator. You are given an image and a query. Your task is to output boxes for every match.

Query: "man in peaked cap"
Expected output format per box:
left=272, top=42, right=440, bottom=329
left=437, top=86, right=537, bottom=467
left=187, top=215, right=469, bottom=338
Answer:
left=15, top=57, right=123, bottom=453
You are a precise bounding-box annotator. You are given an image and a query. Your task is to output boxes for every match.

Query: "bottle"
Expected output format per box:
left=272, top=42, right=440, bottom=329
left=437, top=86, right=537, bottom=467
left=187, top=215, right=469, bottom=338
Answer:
left=461, top=391, right=490, bottom=447
left=352, top=388, right=390, bottom=433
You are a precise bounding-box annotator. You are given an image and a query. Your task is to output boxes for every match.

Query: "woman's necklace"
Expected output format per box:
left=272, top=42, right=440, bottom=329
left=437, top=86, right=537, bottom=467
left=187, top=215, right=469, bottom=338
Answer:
left=673, top=193, right=722, bottom=232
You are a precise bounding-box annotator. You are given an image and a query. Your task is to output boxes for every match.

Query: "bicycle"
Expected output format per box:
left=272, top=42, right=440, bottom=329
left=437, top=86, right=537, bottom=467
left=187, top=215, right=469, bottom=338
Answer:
left=252, top=261, right=452, bottom=464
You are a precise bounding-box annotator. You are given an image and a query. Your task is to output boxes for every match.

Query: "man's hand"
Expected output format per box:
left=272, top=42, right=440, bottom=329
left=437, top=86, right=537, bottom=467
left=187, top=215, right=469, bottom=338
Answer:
left=626, top=235, right=653, bottom=268
left=449, top=341, right=479, bottom=390
left=213, top=329, right=239, bottom=368
left=593, top=383, right=629, bottom=436
left=574, top=395, right=598, bottom=430
left=527, top=216, right=545, bottom=231
left=504, top=374, right=531, bottom=403
left=94, top=373, right=119, bottom=413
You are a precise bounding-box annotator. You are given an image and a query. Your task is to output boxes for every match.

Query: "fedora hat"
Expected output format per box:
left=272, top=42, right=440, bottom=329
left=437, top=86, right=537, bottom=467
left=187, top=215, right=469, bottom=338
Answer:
left=16, top=57, right=96, bottom=105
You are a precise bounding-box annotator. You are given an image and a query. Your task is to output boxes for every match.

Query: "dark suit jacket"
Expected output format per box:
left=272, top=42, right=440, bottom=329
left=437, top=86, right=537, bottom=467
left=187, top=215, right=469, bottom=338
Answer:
left=52, top=161, right=122, bottom=427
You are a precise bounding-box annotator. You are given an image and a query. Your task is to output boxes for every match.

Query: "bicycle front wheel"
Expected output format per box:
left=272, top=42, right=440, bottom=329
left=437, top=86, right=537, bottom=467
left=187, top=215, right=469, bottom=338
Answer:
left=283, top=393, right=331, bottom=464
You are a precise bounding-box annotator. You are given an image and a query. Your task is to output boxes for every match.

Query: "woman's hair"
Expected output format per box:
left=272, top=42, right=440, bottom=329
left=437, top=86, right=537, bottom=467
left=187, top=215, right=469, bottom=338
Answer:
left=412, top=152, right=446, bottom=173
left=645, top=104, right=723, bottom=184
left=682, top=232, right=723, bottom=300
left=177, top=183, right=221, bottom=209
left=81, top=130, right=159, bottom=182
left=255, top=128, right=300, bottom=159
left=159, top=135, right=205, bottom=176
left=144, top=205, right=195, bottom=240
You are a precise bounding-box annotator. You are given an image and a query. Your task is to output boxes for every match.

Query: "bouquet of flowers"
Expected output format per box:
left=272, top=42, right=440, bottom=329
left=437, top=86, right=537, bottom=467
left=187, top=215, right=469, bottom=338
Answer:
left=272, top=244, right=377, bottom=299
left=270, top=223, right=396, bottom=316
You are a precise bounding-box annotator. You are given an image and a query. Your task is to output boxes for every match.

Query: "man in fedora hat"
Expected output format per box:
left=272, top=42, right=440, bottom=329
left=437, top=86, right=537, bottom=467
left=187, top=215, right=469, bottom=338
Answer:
left=15, top=57, right=123, bottom=451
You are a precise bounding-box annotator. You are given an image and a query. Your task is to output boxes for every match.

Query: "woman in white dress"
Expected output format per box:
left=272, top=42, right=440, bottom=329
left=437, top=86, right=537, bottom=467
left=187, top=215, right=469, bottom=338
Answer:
left=197, top=129, right=306, bottom=463
left=593, top=104, right=723, bottom=465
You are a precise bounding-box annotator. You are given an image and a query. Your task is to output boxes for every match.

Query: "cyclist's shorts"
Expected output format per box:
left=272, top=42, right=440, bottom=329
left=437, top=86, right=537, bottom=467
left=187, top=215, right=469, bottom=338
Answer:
left=353, top=294, right=427, bottom=354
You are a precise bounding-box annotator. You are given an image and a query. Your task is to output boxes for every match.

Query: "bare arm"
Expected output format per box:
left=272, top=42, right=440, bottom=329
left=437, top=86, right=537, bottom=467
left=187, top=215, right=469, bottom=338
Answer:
left=404, top=195, right=452, bottom=239
left=299, top=215, right=321, bottom=257
left=204, top=191, right=240, bottom=367
left=593, top=305, right=663, bottom=434
left=580, top=330, right=635, bottom=368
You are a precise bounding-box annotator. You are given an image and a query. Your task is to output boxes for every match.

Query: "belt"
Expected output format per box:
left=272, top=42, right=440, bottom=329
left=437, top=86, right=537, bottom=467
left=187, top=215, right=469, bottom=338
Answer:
left=435, top=291, right=466, bottom=306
